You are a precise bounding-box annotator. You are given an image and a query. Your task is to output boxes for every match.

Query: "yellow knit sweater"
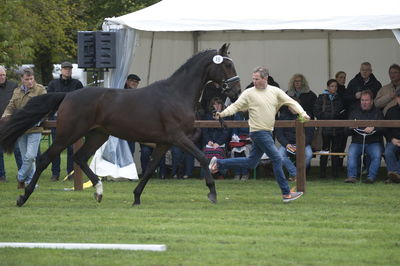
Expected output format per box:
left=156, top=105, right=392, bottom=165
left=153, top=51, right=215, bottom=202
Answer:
left=220, top=85, right=307, bottom=132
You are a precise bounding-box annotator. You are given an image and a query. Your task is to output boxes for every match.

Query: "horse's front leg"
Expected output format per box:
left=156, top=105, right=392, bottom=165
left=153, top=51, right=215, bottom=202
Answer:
left=176, top=137, right=217, bottom=204
left=17, top=145, right=61, bottom=207
left=133, top=144, right=170, bottom=206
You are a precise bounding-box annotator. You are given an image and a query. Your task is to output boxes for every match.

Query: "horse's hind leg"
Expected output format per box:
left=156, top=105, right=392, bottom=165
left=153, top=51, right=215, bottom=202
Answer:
left=72, top=129, right=109, bottom=203
left=175, top=136, right=217, bottom=203
left=133, top=144, right=171, bottom=206
left=17, top=142, right=66, bottom=207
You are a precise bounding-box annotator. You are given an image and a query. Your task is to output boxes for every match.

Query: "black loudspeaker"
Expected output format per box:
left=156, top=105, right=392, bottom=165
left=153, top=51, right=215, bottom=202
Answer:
left=77, top=31, right=116, bottom=69
left=78, top=31, right=96, bottom=68
left=95, top=32, right=116, bottom=68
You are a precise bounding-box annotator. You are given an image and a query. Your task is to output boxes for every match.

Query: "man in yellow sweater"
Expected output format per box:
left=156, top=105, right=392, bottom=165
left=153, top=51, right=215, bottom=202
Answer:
left=210, top=66, right=310, bottom=202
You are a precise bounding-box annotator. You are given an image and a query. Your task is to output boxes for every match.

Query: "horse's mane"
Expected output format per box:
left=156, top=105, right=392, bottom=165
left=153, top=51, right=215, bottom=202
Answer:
left=170, top=49, right=216, bottom=78
left=144, top=49, right=217, bottom=90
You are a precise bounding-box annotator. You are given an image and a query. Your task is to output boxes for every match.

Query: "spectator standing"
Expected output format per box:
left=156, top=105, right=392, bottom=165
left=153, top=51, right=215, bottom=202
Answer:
left=314, top=79, right=346, bottom=178
left=0, top=66, right=22, bottom=182
left=344, top=62, right=382, bottom=112
left=344, top=90, right=384, bottom=184
left=171, top=126, right=201, bottom=179
left=124, top=74, right=141, bottom=155
left=210, top=66, right=310, bottom=202
left=47, top=62, right=83, bottom=181
left=375, top=64, right=400, bottom=116
left=335, top=71, right=347, bottom=103
left=276, top=106, right=314, bottom=182
left=287, top=74, right=317, bottom=119
left=383, top=89, right=400, bottom=183
left=2, top=68, right=46, bottom=189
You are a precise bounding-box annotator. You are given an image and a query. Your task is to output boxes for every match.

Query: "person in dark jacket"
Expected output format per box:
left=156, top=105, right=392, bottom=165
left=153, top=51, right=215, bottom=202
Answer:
left=47, top=61, right=84, bottom=181
left=276, top=106, right=314, bottom=181
left=314, top=79, right=346, bottom=178
left=344, top=62, right=382, bottom=113
left=0, top=66, right=22, bottom=182
left=286, top=73, right=317, bottom=119
left=344, top=90, right=384, bottom=184
left=383, top=89, right=400, bottom=183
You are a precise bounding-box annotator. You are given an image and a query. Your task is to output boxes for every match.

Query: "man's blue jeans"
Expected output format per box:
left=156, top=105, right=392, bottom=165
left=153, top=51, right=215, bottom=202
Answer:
left=384, top=142, right=400, bottom=173
left=278, top=145, right=313, bottom=178
left=17, top=133, right=41, bottom=184
left=217, top=130, right=290, bottom=195
left=0, top=145, right=22, bottom=177
left=347, top=142, right=383, bottom=180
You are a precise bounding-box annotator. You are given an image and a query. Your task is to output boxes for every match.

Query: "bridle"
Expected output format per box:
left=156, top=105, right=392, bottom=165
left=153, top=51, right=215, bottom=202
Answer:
left=212, top=54, right=240, bottom=94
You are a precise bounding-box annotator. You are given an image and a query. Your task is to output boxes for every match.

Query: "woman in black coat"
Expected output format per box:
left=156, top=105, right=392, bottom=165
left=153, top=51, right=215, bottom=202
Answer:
left=314, top=79, right=346, bottom=178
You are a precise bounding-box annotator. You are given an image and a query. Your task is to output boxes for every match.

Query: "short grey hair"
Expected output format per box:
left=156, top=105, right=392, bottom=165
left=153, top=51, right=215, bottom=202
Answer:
left=253, top=66, right=269, bottom=79
left=0, top=66, right=6, bottom=73
left=20, top=68, right=34, bottom=77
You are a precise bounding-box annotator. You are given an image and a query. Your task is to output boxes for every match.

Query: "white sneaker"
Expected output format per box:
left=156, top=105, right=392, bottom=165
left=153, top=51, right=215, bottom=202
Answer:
left=208, top=156, right=218, bottom=173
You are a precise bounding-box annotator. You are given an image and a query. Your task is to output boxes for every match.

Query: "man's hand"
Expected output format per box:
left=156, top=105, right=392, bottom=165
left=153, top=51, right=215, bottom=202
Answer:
left=302, top=114, right=310, bottom=121
left=213, top=112, right=221, bottom=120
left=364, top=127, right=375, bottom=134
left=392, top=138, right=400, bottom=147
left=0, top=116, right=10, bottom=127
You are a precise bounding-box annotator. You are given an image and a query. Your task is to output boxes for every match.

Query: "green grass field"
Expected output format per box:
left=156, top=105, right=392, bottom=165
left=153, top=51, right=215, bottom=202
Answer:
left=1, top=149, right=400, bottom=265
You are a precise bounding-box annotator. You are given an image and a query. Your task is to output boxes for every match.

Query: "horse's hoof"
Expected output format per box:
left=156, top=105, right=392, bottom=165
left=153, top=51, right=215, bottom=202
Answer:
left=16, top=195, right=25, bottom=207
left=208, top=193, right=217, bottom=204
left=132, top=201, right=141, bottom=206
left=93, top=192, right=103, bottom=203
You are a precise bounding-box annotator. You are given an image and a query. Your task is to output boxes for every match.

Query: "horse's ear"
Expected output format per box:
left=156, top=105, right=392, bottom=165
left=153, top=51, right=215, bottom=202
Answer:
left=218, top=43, right=230, bottom=56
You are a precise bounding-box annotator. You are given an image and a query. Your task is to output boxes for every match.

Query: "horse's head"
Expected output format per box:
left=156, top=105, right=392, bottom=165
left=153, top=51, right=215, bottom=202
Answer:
left=207, top=43, right=241, bottom=101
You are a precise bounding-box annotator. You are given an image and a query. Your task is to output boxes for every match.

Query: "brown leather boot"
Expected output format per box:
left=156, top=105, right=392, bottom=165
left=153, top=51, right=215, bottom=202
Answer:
left=17, top=181, right=25, bottom=189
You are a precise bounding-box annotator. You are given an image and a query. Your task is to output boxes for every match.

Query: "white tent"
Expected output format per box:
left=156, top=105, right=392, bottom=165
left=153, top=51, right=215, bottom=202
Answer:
left=103, top=0, right=400, bottom=94
left=102, top=0, right=399, bottom=171
left=106, top=0, right=400, bottom=32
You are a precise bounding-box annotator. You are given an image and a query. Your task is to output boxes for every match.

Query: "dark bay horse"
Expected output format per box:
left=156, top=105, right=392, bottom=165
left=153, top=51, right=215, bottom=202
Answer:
left=0, top=43, right=241, bottom=207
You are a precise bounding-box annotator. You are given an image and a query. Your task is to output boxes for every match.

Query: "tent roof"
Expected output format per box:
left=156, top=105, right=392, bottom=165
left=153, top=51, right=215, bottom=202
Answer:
left=105, top=0, right=400, bottom=32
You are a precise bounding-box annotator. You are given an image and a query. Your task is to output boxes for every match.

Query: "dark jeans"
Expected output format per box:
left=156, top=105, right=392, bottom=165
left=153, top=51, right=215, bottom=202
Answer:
left=320, top=134, right=344, bottom=177
left=0, top=145, right=22, bottom=177
left=140, top=144, right=166, bottom=177
left=51, top=128, right=74, bottom=176
left=217, top=130, right=290, bottom=195
left=171, top=146, right=194, bottom=177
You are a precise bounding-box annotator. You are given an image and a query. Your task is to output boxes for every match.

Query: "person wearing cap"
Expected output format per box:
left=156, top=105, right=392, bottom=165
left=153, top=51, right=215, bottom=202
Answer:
left=0, top=66, right=22, bottom=182
left=47, top=61, right=84, bottom=181
left=124, top=74, right=141, bottom=89
left=2, top=68, right=46, bottom=189
left=383, top=88, right=400, bottom=183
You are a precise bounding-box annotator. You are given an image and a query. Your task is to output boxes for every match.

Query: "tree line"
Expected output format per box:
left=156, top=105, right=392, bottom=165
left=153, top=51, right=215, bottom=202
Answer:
left=0, top=0, right=159, bottom=84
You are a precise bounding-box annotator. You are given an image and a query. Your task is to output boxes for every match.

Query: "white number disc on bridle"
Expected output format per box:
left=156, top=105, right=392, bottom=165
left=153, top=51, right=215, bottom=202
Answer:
left=213, top=55, right=223, bottom=64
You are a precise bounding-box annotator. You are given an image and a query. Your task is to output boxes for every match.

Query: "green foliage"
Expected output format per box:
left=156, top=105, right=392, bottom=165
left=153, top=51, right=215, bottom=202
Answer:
left=0, top=0, right=160, bottom=84
left=0, top=0, right=34, bottom=67
left=1, top=151, right=400, bottom=265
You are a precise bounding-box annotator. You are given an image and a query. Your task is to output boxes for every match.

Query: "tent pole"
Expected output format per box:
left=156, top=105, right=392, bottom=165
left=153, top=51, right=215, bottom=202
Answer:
left=193, top=31, right=199, bottom=54
left=327, top=31, right=332, bottom=79
left=146, top=32, right=155, bottom=85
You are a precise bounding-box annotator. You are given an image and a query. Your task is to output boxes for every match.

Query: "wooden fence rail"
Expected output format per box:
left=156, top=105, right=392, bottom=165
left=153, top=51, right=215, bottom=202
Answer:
left=43, top=120, right=400, bottom=193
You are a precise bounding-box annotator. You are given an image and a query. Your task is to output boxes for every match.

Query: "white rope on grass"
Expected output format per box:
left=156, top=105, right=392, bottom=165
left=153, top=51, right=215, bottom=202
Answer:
left=0, top=242, right=166, bottom=251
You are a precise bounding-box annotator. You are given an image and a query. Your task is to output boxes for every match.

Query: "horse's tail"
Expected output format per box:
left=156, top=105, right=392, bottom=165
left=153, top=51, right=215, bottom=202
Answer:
left=0, top=92, right=67, bottom=153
